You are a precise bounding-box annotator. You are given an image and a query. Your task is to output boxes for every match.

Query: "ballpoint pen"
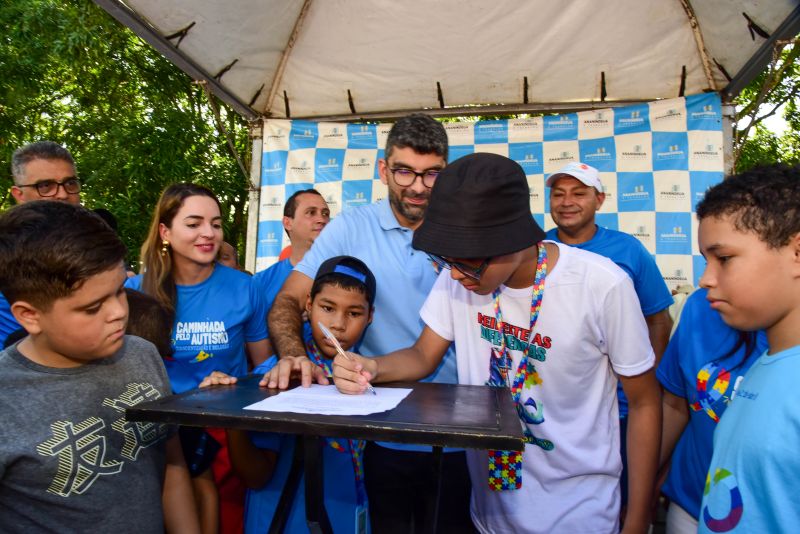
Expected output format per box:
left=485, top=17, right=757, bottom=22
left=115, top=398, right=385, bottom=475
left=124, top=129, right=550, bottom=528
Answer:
left=318, top=321, right=377, bottom=395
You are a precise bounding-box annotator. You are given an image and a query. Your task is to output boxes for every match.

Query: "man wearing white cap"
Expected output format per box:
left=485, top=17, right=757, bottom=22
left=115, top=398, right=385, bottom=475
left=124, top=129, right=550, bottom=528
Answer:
left=546, top=161, right=673, bottom=507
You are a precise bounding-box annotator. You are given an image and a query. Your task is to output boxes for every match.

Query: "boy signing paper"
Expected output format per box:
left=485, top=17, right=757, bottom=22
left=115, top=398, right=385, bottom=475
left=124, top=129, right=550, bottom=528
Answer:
left=333, top=153, right=661, bottom=534
left=202, top=256, right=376, bottom=533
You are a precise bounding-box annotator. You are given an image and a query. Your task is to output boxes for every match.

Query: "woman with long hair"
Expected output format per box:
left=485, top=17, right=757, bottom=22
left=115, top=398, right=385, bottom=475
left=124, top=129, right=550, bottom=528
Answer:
left=128, top=182, right=268, bottom=534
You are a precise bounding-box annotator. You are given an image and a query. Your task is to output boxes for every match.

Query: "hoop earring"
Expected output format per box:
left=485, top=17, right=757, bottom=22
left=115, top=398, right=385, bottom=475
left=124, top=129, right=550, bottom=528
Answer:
left=160, top=240, right=170, bottom=257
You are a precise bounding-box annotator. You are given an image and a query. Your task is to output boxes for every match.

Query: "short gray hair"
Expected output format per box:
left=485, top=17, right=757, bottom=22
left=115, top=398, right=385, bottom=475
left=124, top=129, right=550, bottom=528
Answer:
left=11, top=141, right=75, bottom=184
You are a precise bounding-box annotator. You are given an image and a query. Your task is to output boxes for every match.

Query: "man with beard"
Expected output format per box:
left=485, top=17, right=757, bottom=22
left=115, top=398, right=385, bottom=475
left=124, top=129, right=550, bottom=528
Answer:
left=266, top=114, right=472, bottom=533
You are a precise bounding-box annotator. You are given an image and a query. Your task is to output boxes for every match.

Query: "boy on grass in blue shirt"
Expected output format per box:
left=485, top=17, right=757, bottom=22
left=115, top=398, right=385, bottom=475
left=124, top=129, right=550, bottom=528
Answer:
left=695, top=165, right=800, bottom=532
left=202, top=256, right=375, bottom=533
left=0, top=201, right=198, bottom=533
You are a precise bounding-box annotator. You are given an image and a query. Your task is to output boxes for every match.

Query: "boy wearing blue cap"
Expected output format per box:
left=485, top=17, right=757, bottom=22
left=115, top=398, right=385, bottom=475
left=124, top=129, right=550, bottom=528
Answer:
left=334, top=153, right=661, bottom=533
left=202, top=256, right=375, bottom=533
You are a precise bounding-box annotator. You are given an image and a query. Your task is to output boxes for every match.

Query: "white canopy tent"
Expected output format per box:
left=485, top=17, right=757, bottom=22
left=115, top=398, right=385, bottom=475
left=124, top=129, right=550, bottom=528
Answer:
left=94, top=0, right=800, bottom=268
left=96, top=0, right=799, bottom=118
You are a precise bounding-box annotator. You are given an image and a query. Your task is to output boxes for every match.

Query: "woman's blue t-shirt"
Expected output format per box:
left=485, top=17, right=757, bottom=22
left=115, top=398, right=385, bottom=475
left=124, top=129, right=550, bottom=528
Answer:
left=126, top=264, right=267, bottom=393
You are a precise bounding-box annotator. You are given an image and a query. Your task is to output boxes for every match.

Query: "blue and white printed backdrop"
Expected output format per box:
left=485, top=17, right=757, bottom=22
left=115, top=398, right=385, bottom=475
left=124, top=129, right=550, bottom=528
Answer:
left=257, top=93, right=723, bottom=290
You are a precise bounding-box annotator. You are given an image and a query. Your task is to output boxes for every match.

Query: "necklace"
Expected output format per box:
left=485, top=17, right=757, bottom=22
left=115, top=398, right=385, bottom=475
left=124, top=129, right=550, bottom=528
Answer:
left=487, top=244, right=550, bottom=491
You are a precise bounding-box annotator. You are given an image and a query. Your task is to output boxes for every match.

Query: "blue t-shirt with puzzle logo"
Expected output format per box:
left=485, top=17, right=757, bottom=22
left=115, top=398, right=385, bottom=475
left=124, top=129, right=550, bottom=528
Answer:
left=657, top=289, right=767, bottom=519
left=698, top=344, right=800, bottom=532
left=126, top=264, right=267, bottom=393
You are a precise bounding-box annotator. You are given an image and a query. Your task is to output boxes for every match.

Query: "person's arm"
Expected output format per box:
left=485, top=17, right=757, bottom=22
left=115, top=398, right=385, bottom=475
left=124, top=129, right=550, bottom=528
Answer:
left=658, top=389, right=689, bottom=470
left=267, top=271, right=311, bottom=359
left=227, top=430, right=278, bottom=489
left=267, top=271, right=313, bottom=358
left=162, top=434, right=202, bottom=534
left=192, top=469, right=218, bottom=534
left=333, top=326, right=451, bottom=394
left=618, top=369, right=662, bottom=534
left=246, top=339, right=270, bottom=368
left=264, top=271, right=327, bottom=388
left=645, top=309, right=673, bottom=365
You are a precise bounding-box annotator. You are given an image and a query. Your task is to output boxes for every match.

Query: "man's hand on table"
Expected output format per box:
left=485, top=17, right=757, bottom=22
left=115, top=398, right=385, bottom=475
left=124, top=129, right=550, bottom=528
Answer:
left=258, top=355, right=330, bottom=389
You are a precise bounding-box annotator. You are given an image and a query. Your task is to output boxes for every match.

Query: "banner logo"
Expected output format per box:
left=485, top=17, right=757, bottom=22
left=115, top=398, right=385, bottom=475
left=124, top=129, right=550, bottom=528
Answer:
left=585, top=146, right=612, bottom=162
left=693, top=144, right=720, bottom=159
left=690, top=104, right=718, bottom=119
left=583, top=111, right=609, bottom=126
left=659, top=185, right=685, bottom=198
left=621, top=144, right=648, bottom=158
left=622, top=185, right=649, bottom=200
left=660, top=226, right=688, bottom=241
left=655, top=108, right=683, bottom=121
left=664, top=269, right=689, bottom=283
left=656, top=145, right=685, bottom=159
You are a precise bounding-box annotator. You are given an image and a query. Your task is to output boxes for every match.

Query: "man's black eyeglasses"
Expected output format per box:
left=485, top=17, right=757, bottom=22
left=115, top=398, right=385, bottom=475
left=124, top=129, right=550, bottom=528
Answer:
left=17, top=177, right=81, bottom=197
left=428, top=254, right=491, bottom=281
left=389, top=168, right=440, bottom=188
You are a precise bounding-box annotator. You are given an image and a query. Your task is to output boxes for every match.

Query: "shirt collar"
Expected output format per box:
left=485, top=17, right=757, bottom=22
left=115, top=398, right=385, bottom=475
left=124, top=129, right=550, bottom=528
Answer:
left=377, top=197, right=404, bottom=231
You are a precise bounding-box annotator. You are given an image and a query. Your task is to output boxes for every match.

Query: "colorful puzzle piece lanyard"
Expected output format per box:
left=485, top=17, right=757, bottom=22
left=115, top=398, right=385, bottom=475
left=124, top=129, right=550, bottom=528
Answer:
left=305, top=333, right=368, bottom=506
left=487, top=244, right=547, bottom=491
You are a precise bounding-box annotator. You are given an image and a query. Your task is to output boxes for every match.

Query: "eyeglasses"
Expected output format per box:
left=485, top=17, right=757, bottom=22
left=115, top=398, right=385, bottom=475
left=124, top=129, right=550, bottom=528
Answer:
left=389, top=167, right=440, bottom=188
left=428, top=254, right=491, bottom=281
left=16, top=177, right=81, bottom=197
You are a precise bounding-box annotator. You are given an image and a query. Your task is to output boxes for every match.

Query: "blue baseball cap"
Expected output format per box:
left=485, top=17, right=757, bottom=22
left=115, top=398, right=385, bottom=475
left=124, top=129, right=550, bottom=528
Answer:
left=314, top=255, right=377, bottom=305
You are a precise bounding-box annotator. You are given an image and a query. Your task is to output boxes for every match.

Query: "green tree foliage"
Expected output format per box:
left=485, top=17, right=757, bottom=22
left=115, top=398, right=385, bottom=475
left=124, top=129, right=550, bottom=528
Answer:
left=735, top=40, right=800, bottom=171
left=0, top=0, right=252, bottom=269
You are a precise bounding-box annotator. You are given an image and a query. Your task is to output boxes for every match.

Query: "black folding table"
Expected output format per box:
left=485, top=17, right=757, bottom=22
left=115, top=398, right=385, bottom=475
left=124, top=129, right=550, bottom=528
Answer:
left=127, top=375, right=525, bottom=533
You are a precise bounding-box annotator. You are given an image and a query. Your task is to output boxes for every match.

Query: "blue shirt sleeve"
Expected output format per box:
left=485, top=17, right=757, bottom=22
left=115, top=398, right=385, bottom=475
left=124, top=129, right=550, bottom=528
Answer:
left=0, top=292, right=21, bottom=346
left=252, top=355, right=278, bottom=375
left=628, top=241, right=674, bottom=316
left=656, top=290, right=706, bottom=397
left=245, top=276, right=268, bottom=343
left=656, top=310, right=687, bottom=398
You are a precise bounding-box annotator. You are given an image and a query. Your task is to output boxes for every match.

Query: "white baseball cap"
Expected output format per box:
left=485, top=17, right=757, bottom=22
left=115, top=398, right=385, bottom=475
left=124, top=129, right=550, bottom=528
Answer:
left=545, top=162, right=603, bottom=192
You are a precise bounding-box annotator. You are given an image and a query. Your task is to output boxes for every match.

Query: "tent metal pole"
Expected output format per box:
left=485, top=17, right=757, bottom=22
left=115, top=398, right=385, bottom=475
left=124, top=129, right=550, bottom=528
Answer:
left=245, top=121, right=263, bottom=273
left=721, top=103, right=736, bottom=175
left=723, top=4, right=800, bottom=100
left=677, top=0, right=718, bottom=91
left=265, top=0, right=314, bottom=117
left=92, top=0, right=257, bottom=119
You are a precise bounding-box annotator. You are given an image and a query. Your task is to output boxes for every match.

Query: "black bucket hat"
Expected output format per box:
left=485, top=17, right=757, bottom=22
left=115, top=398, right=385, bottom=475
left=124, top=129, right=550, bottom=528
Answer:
left=412, top=153, right=545, bottom=258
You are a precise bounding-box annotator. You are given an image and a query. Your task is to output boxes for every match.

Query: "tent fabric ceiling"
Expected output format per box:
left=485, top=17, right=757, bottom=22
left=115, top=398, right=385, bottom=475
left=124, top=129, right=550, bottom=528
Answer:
left=102, top=0, right=799, bottom=119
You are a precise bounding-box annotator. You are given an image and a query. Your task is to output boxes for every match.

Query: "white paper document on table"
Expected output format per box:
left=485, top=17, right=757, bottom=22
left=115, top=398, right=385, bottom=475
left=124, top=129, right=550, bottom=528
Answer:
left=244, top=384, right=412, bottom=416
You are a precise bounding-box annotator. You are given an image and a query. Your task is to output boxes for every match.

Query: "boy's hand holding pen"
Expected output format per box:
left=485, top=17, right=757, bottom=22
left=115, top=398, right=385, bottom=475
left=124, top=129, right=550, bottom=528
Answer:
left=319, top=322, right=378, bottom=395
